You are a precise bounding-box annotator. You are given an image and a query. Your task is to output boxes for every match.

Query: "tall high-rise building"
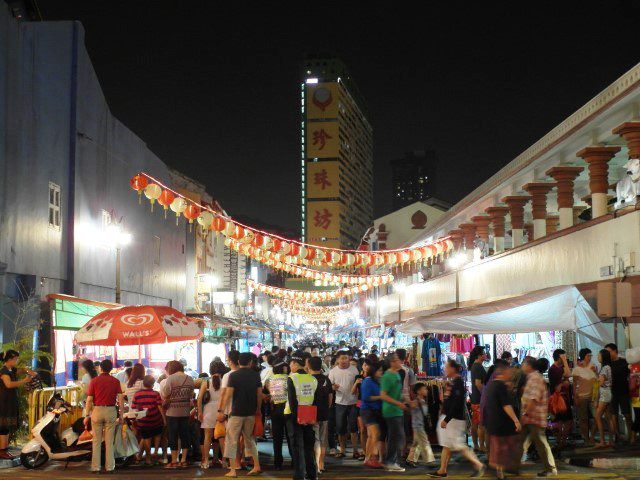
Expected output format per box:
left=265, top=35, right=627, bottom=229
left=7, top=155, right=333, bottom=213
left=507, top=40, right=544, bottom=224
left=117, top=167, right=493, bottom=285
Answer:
left=391, top=150, right=437, bottom=210
left=300, top=54, right=373, bottom=249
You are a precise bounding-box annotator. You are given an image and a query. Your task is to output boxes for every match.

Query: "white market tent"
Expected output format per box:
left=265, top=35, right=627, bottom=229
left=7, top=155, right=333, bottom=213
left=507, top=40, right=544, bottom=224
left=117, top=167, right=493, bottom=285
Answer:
left=396, top=285, right=612, bottom=352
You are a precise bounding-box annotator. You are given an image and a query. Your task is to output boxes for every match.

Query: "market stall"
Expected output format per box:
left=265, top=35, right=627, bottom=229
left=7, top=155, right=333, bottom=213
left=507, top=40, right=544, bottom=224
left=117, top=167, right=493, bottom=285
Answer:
left=398, top=285, right=613, bottom=375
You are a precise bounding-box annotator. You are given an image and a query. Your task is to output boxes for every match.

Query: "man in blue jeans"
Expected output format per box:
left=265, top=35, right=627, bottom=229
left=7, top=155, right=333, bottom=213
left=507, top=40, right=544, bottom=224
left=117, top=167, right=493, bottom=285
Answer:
left=379, top=353, right=409, bottom=472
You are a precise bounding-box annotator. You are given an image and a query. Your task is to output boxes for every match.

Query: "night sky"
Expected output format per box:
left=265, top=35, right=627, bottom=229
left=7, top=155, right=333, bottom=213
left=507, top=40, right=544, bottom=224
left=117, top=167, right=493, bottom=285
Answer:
left=38, top=1, right=640, bottom=234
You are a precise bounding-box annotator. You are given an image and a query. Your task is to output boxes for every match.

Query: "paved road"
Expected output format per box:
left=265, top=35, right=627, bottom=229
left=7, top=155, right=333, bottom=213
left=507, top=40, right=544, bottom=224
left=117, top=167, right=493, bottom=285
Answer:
left=8, top=443, right=640, bottom=479
left=8, top=456, right=638, bottom=480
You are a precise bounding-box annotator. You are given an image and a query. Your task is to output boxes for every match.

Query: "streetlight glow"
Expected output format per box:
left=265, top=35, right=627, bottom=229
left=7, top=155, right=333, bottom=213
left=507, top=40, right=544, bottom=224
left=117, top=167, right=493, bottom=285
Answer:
left=365, top=299, right=376, bottom=308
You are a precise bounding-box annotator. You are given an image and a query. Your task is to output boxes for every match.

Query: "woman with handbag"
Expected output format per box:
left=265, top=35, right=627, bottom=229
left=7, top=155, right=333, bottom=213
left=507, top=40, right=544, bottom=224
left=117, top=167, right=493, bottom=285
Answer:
left=198, top=360, right=225, bottom=469
left=595, top=349, right=616, bottom=447
left=548, top=349, right=572, bottom=453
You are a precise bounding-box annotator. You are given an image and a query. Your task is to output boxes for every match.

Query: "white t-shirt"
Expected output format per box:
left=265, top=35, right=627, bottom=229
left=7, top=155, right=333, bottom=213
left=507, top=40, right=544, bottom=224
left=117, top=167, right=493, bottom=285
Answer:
left=221, top=369, right=234, bottom=414
left=328, top=365, right=359, bottom=405
left=572, top=365, right=597, bottom=399
left=260, top=366, right=273, bottom=385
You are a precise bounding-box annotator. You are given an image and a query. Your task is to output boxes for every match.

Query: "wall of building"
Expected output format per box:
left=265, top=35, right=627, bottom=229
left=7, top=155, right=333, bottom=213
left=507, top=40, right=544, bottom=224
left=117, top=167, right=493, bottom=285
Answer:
left=0, top=6, right=186, bottom=330
left=373, top=202, right=447, bottom=250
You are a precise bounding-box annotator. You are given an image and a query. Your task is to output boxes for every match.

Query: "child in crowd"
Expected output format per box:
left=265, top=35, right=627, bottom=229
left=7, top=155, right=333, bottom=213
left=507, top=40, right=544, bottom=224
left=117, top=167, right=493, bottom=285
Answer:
left=406, top=383, right=434, bottom=468
left=131, top=375, right=166, bottom=466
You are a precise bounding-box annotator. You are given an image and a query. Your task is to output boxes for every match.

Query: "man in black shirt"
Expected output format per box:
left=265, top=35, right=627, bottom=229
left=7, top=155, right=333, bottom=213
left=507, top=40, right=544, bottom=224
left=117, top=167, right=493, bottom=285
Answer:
left=218, top=352, right=262, bottom=477
left=605, top=343, right=633, bottom=443
left=307, top=356, right=333, bottom=473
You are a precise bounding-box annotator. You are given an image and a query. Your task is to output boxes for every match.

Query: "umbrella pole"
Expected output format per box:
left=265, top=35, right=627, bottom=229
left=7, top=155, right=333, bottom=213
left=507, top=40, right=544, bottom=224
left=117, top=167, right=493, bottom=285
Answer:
left=138, top=339, right=141, bottom=364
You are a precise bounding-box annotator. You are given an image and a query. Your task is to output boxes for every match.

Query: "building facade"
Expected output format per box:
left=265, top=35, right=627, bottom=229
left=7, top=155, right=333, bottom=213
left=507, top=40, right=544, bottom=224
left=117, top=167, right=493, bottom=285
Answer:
left=375, top=60, right=640, bottom=350
left=391, top=150, right=438, bottom=210
left=301, top=55, right=373, bottom=249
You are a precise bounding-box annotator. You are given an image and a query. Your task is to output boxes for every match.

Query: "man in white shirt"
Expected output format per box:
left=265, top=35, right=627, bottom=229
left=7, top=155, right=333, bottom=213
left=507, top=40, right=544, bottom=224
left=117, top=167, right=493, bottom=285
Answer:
left=328, top=351, right=362, bottom=459
left=114, top=360, right=133, bottom=383
left=572, top=348, right=597, bottom=446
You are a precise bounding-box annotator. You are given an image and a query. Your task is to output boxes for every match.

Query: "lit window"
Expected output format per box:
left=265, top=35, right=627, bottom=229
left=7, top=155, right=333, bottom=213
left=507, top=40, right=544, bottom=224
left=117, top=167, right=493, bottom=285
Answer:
left=48, top=182, right=61, bottom=229
left=306, top=78, right=318, bottom=84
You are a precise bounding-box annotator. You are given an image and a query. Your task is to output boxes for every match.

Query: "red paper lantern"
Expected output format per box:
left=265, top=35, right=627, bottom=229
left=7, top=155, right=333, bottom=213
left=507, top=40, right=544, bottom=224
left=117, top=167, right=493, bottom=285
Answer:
left=232, top=225, right=245, bottom=240
left=252, top=233, right=265, bottom=248
left=183, top=204, right=200, bottom=223
left=157, top=190, right=175, bottom=218
left=211, top=217, right=226, bottom=232
left=271, top=238, right=282, bottom=252
left=130, top=174, right=148, bottom=204
left=289, top=243, right=300, bottom=257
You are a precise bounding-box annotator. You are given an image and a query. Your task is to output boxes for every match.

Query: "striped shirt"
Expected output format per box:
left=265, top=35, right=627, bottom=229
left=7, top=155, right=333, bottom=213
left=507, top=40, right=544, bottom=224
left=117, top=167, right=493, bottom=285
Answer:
left=131, top=388, right=163, bottom=428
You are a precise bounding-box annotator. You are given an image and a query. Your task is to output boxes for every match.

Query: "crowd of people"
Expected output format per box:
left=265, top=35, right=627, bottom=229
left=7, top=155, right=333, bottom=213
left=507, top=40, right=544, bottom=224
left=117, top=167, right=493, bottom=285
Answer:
left=0, top=340, right=638, bottom=477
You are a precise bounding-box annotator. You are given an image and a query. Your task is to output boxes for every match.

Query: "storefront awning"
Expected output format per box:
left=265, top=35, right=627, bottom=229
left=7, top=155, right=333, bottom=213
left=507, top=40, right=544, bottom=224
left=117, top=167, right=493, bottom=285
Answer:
left=397, top=285, right=608, bottom=342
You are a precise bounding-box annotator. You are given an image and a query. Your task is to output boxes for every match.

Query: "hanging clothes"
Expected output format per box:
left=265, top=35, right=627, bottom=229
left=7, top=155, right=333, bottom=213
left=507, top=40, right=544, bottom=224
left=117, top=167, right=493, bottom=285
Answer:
left=450, top=335, right=475, bottom=354
left=421, top=336, right=442, bottom=376
left=495, top=334, right=511, bottom=357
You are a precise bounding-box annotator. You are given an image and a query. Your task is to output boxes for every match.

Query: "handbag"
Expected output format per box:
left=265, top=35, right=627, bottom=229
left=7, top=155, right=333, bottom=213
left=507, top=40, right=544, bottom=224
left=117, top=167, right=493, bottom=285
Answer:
left=253, top=413, right=264, bottom=436
left=549, top=391, right=568, bottom=415
left=202, top=379, right=211, bottom=405
left=297, top=405, right=318, bottom=425
left=214, top=421, right=226, bottom=440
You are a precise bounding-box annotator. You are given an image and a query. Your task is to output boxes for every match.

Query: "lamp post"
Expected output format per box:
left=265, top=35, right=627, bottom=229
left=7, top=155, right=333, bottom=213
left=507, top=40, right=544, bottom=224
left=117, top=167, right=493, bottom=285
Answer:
left=394, top=283, right=406, bottom=325
left=447, top=252, right=468, bottom=308
left=104, top=225, right=132, bottom=304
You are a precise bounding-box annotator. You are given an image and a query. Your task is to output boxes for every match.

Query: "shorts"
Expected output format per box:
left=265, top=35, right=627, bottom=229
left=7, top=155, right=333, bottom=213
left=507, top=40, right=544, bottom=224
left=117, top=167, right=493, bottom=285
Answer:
left=335, top=404, right=359, bottom=435
left=139, top=425, right=164, bottom=439
left=610, top=393, right=631, bottom=416
left=471, top=404, right=481, bottom=426
left=360, top=409, right=386, bottom=440
left=314, top=420, right=328, bottom=448
left=599, top=387, right=612, bottom=404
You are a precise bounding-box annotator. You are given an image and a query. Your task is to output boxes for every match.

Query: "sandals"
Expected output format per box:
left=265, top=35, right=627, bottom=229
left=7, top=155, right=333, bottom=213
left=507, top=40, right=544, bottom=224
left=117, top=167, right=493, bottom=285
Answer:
left=352, top=452, right=365, bottom=460
left=164, top=462, right=180, bottom=469
left=334, top=452, right=345, bottom=458
left=247, top=470, right=262, bottom=476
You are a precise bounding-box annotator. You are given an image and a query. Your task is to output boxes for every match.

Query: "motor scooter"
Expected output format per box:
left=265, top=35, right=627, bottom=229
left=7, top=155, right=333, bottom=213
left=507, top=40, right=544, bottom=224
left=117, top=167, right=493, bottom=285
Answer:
left=21, top=392, right=146, bottom=469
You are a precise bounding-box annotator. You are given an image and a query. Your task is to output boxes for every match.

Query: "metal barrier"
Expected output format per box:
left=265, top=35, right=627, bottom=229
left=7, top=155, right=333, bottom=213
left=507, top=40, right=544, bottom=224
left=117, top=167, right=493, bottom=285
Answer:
left=28, top=386, right=83, bottom=436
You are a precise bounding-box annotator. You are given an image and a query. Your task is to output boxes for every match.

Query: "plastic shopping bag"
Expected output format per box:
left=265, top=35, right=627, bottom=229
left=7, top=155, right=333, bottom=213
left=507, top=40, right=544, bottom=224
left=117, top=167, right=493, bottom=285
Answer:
left=114, top=424, right=140, bottom=458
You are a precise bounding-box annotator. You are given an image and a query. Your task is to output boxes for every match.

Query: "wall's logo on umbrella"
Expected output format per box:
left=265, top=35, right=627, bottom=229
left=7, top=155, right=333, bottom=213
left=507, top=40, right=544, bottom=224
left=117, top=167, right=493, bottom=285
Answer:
left=120, top=313, right=154, bottom=327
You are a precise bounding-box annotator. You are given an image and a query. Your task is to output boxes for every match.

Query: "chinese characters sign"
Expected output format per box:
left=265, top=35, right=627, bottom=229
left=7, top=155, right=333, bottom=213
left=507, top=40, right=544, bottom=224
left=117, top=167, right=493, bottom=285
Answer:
left=306, top=161, right=339, bottom=198
left=306, top=201, right=341, bottom=248
left=306, top=121, right=339, bottom=158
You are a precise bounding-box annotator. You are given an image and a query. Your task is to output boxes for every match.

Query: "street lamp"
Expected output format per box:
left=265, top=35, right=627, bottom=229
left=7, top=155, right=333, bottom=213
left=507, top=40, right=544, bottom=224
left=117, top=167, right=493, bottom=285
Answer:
left=447, top=252, right=468, bottom=308
left=393, top=283, right=406, bottom=325
left=104, top=224, right=132, bottom=304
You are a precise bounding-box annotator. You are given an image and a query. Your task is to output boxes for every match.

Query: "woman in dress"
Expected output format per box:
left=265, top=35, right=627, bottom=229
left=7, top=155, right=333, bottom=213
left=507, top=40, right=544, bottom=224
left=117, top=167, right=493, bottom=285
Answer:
left=595, top=349, right=616, bottom=447
left=429, top=359, right=484, bottom=478
left=548, top=349, right=572, bottom=453
left=198, top=360, right=224, bottom=468
left=0, top=350, right=35, bottom=459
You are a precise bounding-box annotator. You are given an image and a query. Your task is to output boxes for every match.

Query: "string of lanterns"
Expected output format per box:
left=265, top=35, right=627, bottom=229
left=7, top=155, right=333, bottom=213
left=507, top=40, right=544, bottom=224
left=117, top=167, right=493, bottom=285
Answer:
left=130, top=173, right=454, bottom=269
left=270, top=299, right=356, bottom=314
left=247, top=279, right=378, bottom=302
left=225, top=237, right=393, bottom=285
